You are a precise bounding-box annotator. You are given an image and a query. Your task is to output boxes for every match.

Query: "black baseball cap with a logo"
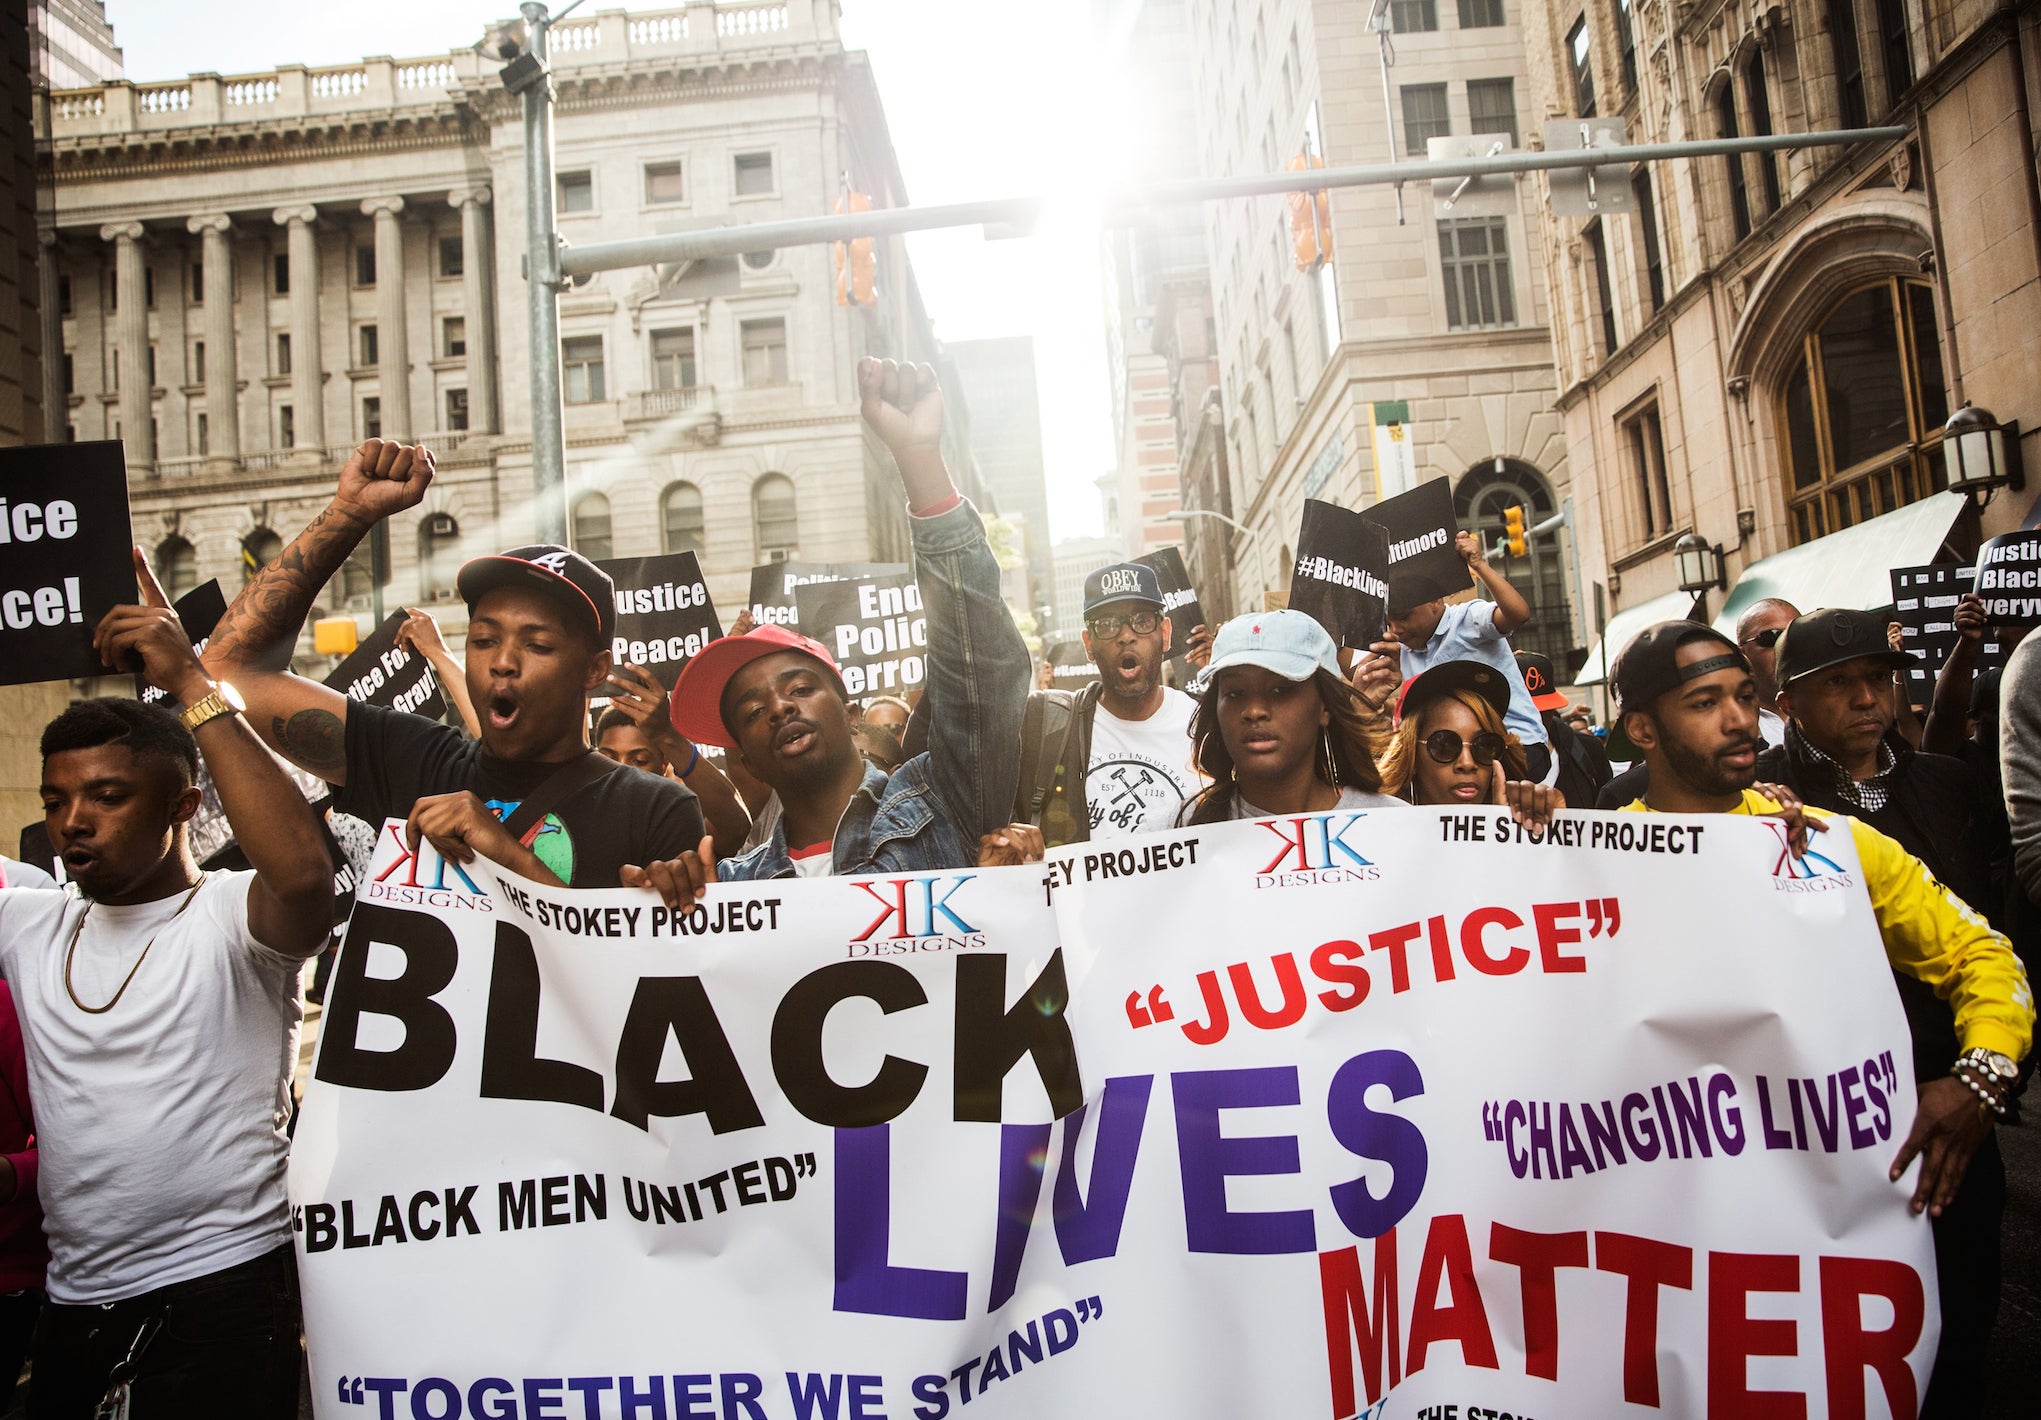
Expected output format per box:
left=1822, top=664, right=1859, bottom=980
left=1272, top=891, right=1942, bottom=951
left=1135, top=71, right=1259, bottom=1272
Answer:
left=457, top=544, right=617, bottom=645
left=1773, top=608, right=1909, bottom=688
left=1083, top=562, right=1166, bottom=617
left=1612, top=621, right=1747, bottom=718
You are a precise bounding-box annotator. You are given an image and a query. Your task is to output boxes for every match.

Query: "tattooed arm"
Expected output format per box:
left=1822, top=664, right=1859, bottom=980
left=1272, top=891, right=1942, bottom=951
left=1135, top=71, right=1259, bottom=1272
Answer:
left=202, top=439, right=436, bottom=784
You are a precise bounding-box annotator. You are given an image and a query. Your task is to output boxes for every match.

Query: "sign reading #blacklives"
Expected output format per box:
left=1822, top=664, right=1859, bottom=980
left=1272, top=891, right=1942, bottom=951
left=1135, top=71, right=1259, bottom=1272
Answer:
left=794, top=572, right=926, bottom=698
left=1045, top=639, right=1101, bottom=690
left=137, top=580, right=228, bottom=707
left=1367, top=476, right=1464, bottom=610
left=1974, top=530, right=2041, bottom=631
left=1889, top=563, right=2006, bottom=697
left=747, top=561, right=908, bottom=629
left=0, top=441, right=136, bottom=686
left=595, top=550, right=722, bottom=688
left=1287, top=499, right=1389, bottom=651
left=323, top=611, right=448, bottom=721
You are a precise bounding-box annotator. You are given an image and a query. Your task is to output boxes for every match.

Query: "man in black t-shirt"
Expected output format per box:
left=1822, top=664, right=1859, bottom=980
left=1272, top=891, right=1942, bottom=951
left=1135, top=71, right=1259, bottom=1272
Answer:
left=202, top=441, right=704, bottom=886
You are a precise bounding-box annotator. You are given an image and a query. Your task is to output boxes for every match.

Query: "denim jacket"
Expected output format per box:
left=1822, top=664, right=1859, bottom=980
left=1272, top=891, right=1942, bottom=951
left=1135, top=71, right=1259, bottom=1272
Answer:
left=717, top=498, right=1029, bottom=880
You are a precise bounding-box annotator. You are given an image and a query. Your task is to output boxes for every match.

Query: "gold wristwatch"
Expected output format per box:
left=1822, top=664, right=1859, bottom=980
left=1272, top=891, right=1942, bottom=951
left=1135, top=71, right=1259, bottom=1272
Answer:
left=180, top=681, right=246, bottom=732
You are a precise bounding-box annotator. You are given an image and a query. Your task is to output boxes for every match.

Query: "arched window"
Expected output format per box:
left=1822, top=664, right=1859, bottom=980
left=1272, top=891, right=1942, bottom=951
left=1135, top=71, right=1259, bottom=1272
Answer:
left=753, top=473, right=798, bottom=561
left=662, top=482, right=705, bottom=557
left=1454, top=460, right=1574, bottom=665
left=1777, top=277, right=1948, bottom=544
left=241, top=527, right=282, bottom=584
left=418, top=511, right=461, bottom=602
left=157, top=536, right=197, bottom=600
left=572, top=492, right=613, bottom=562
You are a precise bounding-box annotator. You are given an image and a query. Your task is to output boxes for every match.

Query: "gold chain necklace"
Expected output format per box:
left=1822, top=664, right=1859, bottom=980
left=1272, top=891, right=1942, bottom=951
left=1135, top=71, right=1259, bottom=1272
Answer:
left=62, top=876, right=207, bottom=1015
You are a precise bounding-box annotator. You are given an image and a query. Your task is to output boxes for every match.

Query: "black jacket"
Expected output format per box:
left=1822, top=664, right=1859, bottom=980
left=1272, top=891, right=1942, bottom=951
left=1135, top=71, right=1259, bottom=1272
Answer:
left=1543, top=712, right=1613, bottom=810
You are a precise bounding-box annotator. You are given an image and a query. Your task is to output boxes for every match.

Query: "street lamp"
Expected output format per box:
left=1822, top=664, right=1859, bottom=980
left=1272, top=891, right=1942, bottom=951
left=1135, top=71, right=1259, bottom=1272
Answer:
left=1943, top=403, right=2024, bottom=504
left=1167, top=508, right=1271, bottom=612
left=1674, top=532, right=1726, bottom=603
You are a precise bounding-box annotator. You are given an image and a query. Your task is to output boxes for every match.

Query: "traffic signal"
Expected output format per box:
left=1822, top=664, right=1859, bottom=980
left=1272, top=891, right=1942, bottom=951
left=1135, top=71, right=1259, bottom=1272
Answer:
left=832, top=190, right=875, bottom=307
left=1286, top=150, right=1332, bottom=272
left=1503, top=504, right=1527, bottom=558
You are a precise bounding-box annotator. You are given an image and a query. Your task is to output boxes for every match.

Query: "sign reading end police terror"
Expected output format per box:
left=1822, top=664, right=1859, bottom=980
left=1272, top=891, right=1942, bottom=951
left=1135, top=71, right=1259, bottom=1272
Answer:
left=794, top=573, right=926, bottom=698
left=1288, top=499, right=1389, bottom=650
left=324, top=612, right=448, bottom=721
left=748, top=561, right=908, bottom=629
left=1974, top=530, right=2041, bottom=631
left=0, top=441, right=135, bottom=686
left=596, top=550, right=721, bottom=687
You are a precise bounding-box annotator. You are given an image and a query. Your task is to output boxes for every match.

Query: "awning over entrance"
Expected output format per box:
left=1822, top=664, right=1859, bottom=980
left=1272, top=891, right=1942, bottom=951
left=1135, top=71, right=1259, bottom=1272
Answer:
left=1710, top=491, right=1971, bottom=635
left=1574, top=589, right=1703, bottom=685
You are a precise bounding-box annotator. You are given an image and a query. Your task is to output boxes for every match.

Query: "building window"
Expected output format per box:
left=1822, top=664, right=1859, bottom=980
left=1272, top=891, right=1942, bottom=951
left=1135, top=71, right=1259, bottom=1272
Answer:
left=662, top=482, right=706, bottom=556
left=355, top=245, right=376, bottom=287
left=1453, top=460, right=1571, bottom=661
left=109, top=346, right=118, bottom=390
left=1392, top=0, right=1439, bottom=32
left=1633, top=172, right=1665, bottom=311
left=644, top=161, right=685, bottom=205
left=740, top=318, right=789, bottom=385
left=1467, top=78, right=1518, bottom=145
left=1567, top=16, right=1596, bottom=117
left=242, top=528, right=283, bottom=584
left=446, top=387, right=469, bottom=431
left=1621, top=401, right=1673, bottom=539
left=1778, top=278, right=1949, bottom=543
left=1401, top=84, right=1451, bottom=156
left=419, top=513, right=461, bottom=602
left=360, top=325, right=380, bottom=368
left=58, top=275, right=70, bottom=316
left=279, top=405, right=294, bottom=448
left=190, top=341, right=204, bottom=385
left=273, top=252, right=289, bottom=294
left=61, top=352, right=72, bottom=395
left=438, top=235, right=463, bottom=278
left=563, top=337, right=606, bottom=403
left=742, top=249, right=776, bottom=271
left=558, top=170, right=594, bottom=214
left=1439, top=217, right=1517, bottom=329
left=1832, top=0, right=1869, bottom=129
left=65, top=424, right=75, bottom=443
left=1585, top=220, right=1618, bottom=358
left=190, top=261, right=204, bottom=304
left=572, top=492, right=614, bottom=562
left=753, top=473, right=799, bottom=559
left=1458, top=0, right=1505, bottom=26
left=276, top=333, right=291, bottom=376
left=363, top=396, right=381, bottom=439
left=1876, top=0, right=1913, bottom=100
left=1615, top=0, right=1638, bottom=92
left=196, top=412, right=208, bottom=456
left=733, top=151, right=775, bottom=196
left=1744, top=51, right=1782, bottom=215
left=143, top=267, right=155, bottom=308
left=444, top=317, right=466, bottom=358
left=1716, top=84, right=1751, bottom=240
left=651, top=328, right=697, bottom=390
left=158, top=537, right=198, bottom=600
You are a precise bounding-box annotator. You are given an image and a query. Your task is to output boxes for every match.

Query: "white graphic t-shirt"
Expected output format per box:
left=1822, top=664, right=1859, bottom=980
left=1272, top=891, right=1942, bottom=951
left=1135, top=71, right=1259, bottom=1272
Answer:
left=1086, top=689, right=1204, bottom=838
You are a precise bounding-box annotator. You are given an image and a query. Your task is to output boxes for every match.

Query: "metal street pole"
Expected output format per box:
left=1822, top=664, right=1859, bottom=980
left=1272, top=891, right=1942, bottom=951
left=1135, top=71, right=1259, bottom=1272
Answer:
left=521, top=0, right=568, bottom=545
left=1167, top=509, right=1270, bottom=613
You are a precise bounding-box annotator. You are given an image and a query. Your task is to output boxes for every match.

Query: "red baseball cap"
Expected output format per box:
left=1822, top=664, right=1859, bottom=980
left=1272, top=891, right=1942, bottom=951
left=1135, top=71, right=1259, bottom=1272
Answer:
left=669, top=624, right=847, bottom=749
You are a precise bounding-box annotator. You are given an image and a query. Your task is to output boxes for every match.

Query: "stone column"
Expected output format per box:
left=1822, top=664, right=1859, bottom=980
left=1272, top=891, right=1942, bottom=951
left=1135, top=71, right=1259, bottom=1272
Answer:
left=99, top=221, right=153, bottom=466
left=448, top=186, right=497, bottom=434
left=37, top=232, right=63, bottom=444
left=362, top=196, right=412, bottom=437
left=186, top=214, right=241, bottom=461
left=272, top=206, right=325, bottom=450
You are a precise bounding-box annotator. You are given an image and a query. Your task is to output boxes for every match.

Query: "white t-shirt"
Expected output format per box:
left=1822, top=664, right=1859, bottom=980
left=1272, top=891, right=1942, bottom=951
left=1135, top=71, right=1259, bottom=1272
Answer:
left=0, top=858, right=55, bottom=891
left=1086, top=689, right=1204, bottom=838
left=0, top=872, right=307, bottom=1303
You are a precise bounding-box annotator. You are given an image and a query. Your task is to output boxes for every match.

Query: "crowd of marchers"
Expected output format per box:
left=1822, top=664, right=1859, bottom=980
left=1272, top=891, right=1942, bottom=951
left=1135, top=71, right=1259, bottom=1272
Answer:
left=0, top=357, right=2030, bottom=1417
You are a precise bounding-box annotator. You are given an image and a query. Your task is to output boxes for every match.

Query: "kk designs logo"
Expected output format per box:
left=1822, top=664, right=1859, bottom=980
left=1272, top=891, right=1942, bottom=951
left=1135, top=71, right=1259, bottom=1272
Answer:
left=1254, top=813, right=1381, bottom=888
left=367, top=823, right=494, bottom=911
left=847, top=874, right=987, bottom=956
left=1761, top=819, right=1850, bottom=891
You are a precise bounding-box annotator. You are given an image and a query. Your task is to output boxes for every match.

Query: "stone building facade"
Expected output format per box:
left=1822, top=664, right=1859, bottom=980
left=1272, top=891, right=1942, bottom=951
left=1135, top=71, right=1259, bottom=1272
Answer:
left=1518, top=0, right=2041, bottom=669
left=37, top=0, right=958, bottom=656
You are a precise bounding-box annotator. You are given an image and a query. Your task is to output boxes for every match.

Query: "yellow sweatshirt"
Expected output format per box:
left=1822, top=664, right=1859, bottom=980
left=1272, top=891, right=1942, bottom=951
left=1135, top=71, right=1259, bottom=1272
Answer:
left=1623, top=789, right=2034, bottom=1062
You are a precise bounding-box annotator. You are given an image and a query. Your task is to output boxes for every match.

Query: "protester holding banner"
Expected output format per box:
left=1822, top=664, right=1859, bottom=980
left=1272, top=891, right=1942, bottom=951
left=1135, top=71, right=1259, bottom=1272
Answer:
left=392, top=607, right=479, bottom=738
left=1920, top=592, right=1992, bottom=757
left=1611, top=617, right=2034, bottom=1417
left=654, top=357, right=1028, bottom=892
left=0, top=552, right=335, bottom=1418
left=201, top=439, right=706, bottom=888
left=1384, top=529, right=1553, bottom=776
left=596, top=663, right=755, bottom=858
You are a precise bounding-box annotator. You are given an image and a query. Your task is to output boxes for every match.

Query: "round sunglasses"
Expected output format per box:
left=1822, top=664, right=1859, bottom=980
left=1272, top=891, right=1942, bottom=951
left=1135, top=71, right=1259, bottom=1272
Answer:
left=1424, top=729, right=1506, bottom=767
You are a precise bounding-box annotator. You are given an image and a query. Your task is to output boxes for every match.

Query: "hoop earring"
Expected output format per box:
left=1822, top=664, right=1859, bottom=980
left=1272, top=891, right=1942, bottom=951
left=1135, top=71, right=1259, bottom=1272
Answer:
left=1320, top=728, right=1340, bottom=788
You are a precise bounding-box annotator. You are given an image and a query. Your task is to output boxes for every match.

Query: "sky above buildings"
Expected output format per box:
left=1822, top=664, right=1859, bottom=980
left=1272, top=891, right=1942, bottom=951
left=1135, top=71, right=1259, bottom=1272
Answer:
left=103, top=0, right=1122, bottom=541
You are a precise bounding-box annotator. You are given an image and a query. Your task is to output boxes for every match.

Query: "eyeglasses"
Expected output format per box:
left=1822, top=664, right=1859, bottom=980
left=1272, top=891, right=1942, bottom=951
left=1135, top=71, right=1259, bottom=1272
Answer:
left=1424, top=729, right=1507, bottom=767
left=1740, top=627, right=1784, bottom=649
left=1086, top=610, right=1162, bottom=638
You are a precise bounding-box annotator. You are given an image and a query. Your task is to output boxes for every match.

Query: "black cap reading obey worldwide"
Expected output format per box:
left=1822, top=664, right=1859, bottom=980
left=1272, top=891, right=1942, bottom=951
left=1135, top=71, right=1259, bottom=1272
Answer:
left=457, top=544, right=617, bottom=645
left=1611, top=621, right=1749, bottom=717
left=1773, top=608, right=1909, bottom=688
left=1082, top=562, right=1166, bottom=617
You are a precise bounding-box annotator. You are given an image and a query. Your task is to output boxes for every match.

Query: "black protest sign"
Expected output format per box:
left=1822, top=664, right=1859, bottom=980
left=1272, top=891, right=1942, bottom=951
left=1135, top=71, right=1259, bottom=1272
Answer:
left=1134, top=545, right=1208, bottom=653
left=1287, top=499, right=1390, bottom=651
left=748, top=561, right=909, bottom=629
left=1974, top=530, right=2041, bottom=631
left=1368, top=477, right=1464, bottom=610
left=596, top=550, right=722, bottom=688
left=794, top=572, right=927, bottom=699
left=323, top=612, right=448, bottom=721
left=0, top=441, right=135, bottom=685
left=1045, top=639, right=1101, bottom=691
left=137, top=580, right=228, bottom=707
left=1889, top=563, right=2006, bottom=699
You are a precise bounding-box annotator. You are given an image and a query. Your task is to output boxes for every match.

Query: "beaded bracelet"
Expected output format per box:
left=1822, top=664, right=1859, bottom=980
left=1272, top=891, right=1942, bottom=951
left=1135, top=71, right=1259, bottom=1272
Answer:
left=1952, top=1063, right=2009, bottom=1120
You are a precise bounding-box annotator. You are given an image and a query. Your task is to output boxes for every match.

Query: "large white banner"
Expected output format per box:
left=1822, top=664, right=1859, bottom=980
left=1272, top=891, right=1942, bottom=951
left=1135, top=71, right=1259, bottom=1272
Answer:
left=293, top=807, right=1936, bottom=1419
